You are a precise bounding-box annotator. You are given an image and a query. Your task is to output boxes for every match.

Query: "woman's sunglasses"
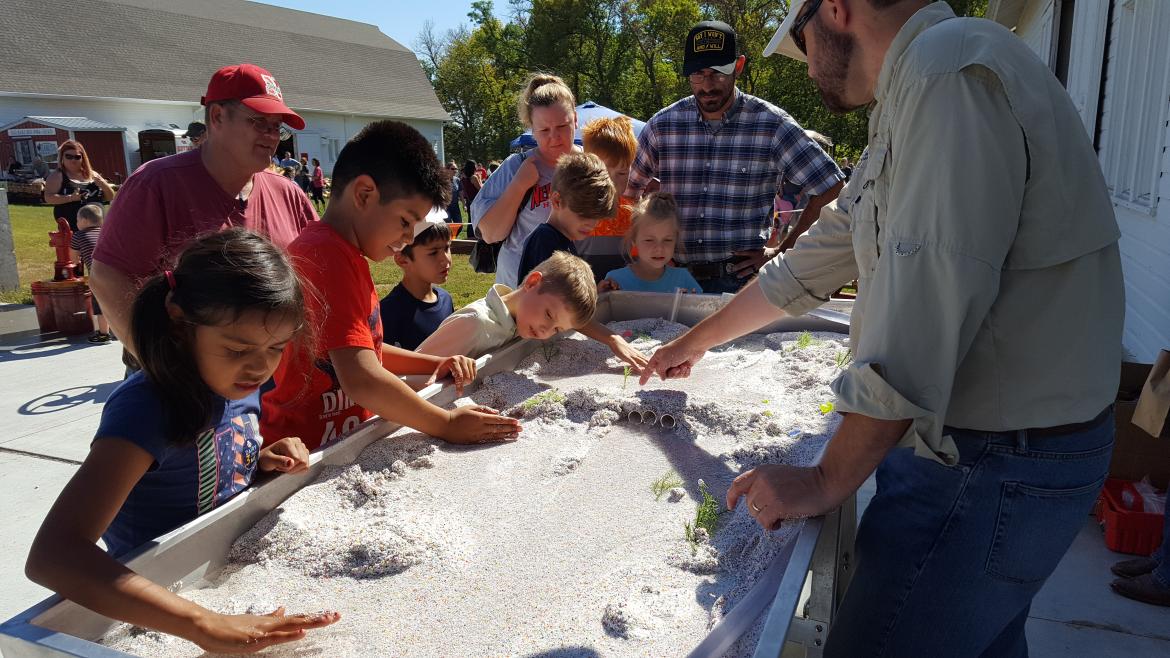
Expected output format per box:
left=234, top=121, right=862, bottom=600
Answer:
left=63, top=154, right=83, bottom=161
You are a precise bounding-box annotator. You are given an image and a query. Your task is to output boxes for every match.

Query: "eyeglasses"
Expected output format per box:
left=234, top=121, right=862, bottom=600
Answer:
left=63, top=154, right=83, bottom=161
left=790, top=0, right=825, bottom=56
left=688, top=70, right=732, bottom=84
left=239, top=112, right=293, bottom=141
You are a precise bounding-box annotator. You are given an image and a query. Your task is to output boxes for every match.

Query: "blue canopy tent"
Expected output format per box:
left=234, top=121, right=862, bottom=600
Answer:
left=509, top=100, right=646, bottom=151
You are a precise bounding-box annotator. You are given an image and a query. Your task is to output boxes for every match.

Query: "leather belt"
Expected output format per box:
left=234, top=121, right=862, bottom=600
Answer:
left=685, top=260, right=733, bottom=279
left=951, top=405, right=1113, bottom=439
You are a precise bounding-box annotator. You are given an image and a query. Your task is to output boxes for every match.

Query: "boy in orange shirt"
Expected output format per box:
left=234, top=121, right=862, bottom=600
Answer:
left=577, top=116, right=638, bottom=281
left=262, top=121, right=520, bottom=451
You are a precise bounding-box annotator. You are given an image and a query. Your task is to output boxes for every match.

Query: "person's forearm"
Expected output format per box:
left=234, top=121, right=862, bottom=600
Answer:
left=816, top=413, right=911, bottom=498
left=475, top=178, right=530, bottom=243
left=45, top=193, right=78, bottom=205
left=576, top=320, right=616, bottom=344
left=26, top=539, right=208, bottom=641
left=341, top=354, right=451, bottom=436
left=685, top=279, right=788, bottom=351
left=786, top=181, right=843, bottom=245
left=381, top=344, right=443, bottom=375
left=89, top=260, right=138, bottom=356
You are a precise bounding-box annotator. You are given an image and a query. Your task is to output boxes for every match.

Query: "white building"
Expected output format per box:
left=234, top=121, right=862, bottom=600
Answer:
left=987, top=0, right=1170, bottom=361
left=0, top=0, right=448, bottom=182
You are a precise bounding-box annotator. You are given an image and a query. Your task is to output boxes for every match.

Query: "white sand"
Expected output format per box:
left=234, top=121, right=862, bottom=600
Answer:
left=105, top=320, right=847, bottom=657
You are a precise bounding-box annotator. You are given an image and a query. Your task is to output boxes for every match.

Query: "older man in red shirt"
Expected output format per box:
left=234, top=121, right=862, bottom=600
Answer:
left=91, top=63, right=318, bottom=357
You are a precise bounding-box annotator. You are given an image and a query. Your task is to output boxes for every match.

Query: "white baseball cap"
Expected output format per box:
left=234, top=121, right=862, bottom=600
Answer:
left=763, top=0, right=809, bottom=62
left=415, top=206, right=449, bottom=237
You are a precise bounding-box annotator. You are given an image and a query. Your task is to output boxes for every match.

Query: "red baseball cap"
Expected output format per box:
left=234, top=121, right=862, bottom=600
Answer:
left=201, top=63, right=305, bottom=130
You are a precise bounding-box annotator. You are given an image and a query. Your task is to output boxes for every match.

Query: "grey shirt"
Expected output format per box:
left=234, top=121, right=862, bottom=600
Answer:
left=757, top=3, right=1123, bottom=463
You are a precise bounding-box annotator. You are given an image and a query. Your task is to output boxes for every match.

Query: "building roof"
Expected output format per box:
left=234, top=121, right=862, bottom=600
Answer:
left=0, top=0, right=448, bottom=122
left=23, top=116, right=126, bottom=131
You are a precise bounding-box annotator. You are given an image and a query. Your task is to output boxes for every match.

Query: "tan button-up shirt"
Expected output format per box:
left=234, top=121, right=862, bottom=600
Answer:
left=417, top=284, right=519, bottom=359
left=757, top=2, right=1124, bottom=463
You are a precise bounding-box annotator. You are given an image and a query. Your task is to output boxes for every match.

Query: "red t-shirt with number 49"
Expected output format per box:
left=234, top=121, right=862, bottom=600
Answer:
left=261, top=223, right=382, bottom=451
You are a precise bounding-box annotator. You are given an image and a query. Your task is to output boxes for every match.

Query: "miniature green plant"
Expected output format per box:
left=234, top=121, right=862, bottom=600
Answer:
left=761, top=398, right=770, bottom=404
left=695, top=481, right=720, bottom=537
left=633, top=330, right=652, bottom=341
left=522, top=388, right=566, bottom=410
left=834, top=350, right=853, bottom=370
left=683, top=479, right=720, bottom=550
left=819, top=400, right=835, bottom=415
left=651, top=470, right=684, bottom=501
left=795, top=331, right=821, bottom=349
left=762, top=410, right=773, bottom=418
left=622, top=365, right=633, bottom=390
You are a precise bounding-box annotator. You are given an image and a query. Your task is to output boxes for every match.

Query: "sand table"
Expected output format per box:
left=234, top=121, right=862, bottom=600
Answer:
left=105, top=320, right=847, bottom=657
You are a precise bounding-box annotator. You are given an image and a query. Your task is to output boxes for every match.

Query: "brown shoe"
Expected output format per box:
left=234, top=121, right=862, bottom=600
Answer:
left=1111, top=573, right=1170, bottom=607
left=1111, top=557, right=1159, bottom=578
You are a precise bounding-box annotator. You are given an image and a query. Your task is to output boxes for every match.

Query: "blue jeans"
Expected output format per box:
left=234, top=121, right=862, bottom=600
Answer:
left=825, top=409, right=1114, bottom=658
left=1152, top=496, right=1170, bottom=588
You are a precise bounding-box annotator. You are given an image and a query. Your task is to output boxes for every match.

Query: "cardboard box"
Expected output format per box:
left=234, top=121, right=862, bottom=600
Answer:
left=1110, top=362, right=1170, bottom=489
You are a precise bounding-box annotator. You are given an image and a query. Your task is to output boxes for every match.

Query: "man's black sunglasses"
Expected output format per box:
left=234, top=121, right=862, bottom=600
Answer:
left=790, top=0, right=825, bottom=56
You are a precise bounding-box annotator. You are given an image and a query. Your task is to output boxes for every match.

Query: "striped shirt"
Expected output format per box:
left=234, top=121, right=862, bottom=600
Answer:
left=70, top=226, right=101, bottom=268
left=628, top=90, right=843, bottom=264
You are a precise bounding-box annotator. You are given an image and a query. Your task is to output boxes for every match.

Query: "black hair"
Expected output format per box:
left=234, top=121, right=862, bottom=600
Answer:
left=330, top=120, right=450, bottom=209
left=462, top=160, right=478, bottom=178
left=401, top=224, right=452, bottom=259
left=131, top=228, right=310, bottom=444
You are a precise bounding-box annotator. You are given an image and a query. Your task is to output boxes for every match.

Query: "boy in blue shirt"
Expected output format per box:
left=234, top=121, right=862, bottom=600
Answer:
left=516, top=152, right=618, bottom=283
left=380, top=218, right=456, bottom=350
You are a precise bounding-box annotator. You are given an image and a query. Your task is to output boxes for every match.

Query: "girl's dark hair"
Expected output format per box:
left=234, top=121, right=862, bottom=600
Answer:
left=131, top=228, right=310, bottom=444
left=462, top=160, right=478, bottom=178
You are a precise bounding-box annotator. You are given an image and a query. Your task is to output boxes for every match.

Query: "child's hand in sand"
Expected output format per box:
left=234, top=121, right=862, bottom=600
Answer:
left=259, top=437, right=311, bottom=474
left=429, top=355, right=477, bottom=395
left=605, top=336, right=649, bottom=373
left=442, top=405, right=521, bottom=445
left=191, top=607, right=340, bottom=654
left=597, top=278, right=620, bottom=293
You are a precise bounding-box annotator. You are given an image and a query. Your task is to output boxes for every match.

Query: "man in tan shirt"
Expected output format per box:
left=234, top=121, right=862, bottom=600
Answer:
left=642, top=1, right=1124, bottom=654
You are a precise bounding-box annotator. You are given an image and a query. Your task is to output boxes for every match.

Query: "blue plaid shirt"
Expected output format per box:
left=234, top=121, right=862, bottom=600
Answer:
left=628, top=90, right=844, bottom=264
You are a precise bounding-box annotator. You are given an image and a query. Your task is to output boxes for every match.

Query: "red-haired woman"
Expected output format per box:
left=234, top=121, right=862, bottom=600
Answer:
left=43, top=140, right=115, bottom=231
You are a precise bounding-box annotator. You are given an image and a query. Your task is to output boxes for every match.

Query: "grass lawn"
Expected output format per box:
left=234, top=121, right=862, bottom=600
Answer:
left=0, top=202, right=494, bottom=307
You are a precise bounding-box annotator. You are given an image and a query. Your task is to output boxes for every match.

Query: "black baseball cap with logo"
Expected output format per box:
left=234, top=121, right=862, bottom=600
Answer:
left=683, top=21, right=738, bottom=76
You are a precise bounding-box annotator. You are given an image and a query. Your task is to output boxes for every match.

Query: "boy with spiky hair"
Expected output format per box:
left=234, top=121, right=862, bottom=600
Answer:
left=380, top=222, right=455, bottom=350
left=263, top=120, right=520, bottom=451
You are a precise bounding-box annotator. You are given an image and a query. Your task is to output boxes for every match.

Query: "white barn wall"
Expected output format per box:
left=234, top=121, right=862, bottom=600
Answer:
left=1016, top=0, right=1056, bottom=68
left=1010, top=0, right=1170, bottom=361
left=0, top=96, right=444, bottom=178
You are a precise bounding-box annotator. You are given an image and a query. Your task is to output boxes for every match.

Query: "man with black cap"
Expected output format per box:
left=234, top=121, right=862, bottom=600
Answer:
left=183, top=121, right=206, bottom=148
left=626, top=20, right=843, bottom=293
left=91, top=63, right=318, bottom=360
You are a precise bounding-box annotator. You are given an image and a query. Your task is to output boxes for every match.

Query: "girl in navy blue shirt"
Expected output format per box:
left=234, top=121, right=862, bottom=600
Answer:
left=26, top=228, right=339, bottom=652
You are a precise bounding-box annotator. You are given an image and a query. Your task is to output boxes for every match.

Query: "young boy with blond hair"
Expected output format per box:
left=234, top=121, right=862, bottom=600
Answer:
left=516, top=151, right=618, bottom=282
left=417, top=251, right=597, bottom=359
left=423, top=152, right=650, bottom=370
left=577, top=116, right=638, bottom=280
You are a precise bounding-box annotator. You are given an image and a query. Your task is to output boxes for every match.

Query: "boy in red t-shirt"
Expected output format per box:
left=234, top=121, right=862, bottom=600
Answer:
left=262, top=121, right=521, bottom=451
